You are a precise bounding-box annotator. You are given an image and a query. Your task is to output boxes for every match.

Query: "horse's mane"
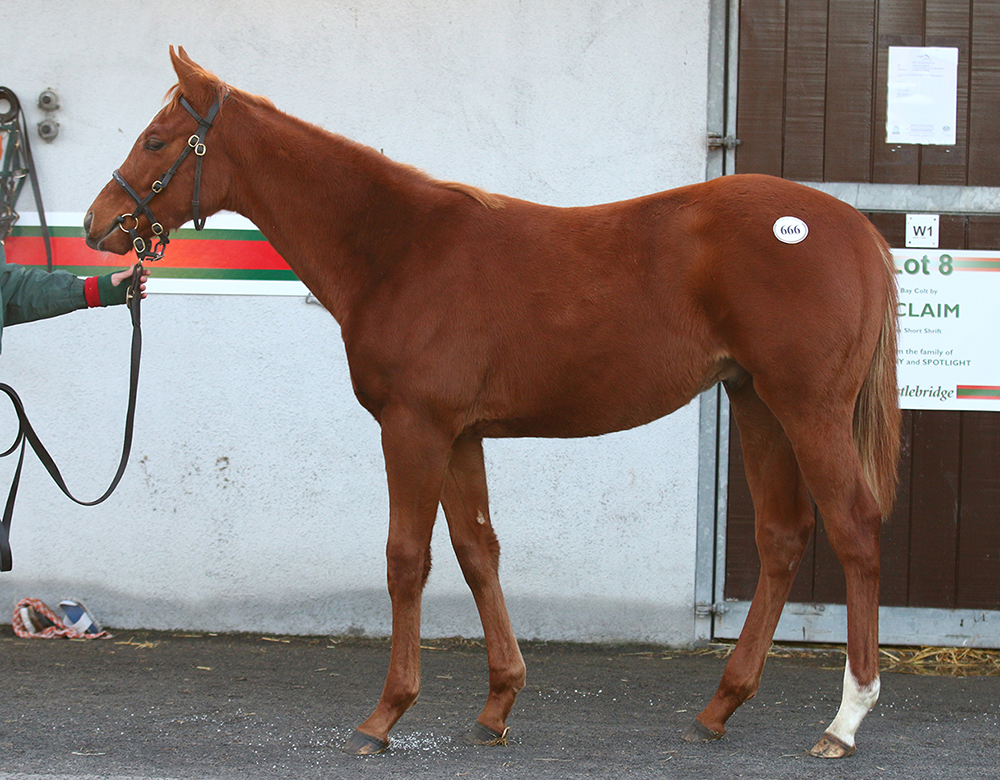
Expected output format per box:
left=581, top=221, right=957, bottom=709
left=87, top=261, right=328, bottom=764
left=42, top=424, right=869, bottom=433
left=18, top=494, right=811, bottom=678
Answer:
left=440, top=181, right=505, bottom=210
left=348, top=141, right=506, bottom=211
left=403, top=166, right=506, bottom=210
left=163, top=75, right=504, bottom=211
left=163, top=81, right=273, bottom=112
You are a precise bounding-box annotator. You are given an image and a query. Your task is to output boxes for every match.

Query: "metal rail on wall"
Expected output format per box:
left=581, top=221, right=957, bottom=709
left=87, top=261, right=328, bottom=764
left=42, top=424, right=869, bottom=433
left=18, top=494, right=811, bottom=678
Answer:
left=0, top=86, right=52, bottom=268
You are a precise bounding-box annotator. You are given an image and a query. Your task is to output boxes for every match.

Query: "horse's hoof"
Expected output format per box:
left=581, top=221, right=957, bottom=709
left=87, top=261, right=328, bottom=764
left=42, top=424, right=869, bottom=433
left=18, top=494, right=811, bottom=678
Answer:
left=465, top=721, right=511, bottom=746
left=342, top=729, right=389, bottom=755
left=681, top=718, right=725, bottom=742
left=809, top=733, right=855, bottom=759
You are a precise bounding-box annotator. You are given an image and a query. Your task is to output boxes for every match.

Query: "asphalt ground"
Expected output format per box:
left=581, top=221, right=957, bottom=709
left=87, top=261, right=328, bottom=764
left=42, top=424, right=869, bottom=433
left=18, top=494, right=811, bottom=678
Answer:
left=1, top=628, right=997, bottom=780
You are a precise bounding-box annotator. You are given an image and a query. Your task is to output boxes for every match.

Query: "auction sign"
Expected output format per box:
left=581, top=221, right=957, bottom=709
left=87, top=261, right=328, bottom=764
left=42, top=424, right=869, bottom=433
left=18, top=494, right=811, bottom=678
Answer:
left=894, top=249, right=1000, bottom=412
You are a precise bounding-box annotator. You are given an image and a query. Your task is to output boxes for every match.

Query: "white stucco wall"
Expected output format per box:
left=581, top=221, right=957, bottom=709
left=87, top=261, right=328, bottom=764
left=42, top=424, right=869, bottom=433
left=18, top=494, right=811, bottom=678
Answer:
left=0, top=0, right=710, bottom=644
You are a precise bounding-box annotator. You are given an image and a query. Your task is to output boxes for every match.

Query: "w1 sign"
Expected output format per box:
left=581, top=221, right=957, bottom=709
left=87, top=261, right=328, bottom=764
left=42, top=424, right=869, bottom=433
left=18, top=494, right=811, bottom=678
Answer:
left=895, top=249, right=1000, bottom=411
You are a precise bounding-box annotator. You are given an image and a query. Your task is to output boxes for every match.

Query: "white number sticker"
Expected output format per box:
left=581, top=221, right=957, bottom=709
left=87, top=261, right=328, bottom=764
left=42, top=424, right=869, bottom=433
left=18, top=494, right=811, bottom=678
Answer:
left=773, top=216, right=809, bottom=244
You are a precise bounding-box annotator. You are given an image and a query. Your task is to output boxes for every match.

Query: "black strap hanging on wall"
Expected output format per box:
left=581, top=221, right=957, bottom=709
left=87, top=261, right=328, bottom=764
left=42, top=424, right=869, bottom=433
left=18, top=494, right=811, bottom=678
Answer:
left=0, top=86, right=52, bottom=269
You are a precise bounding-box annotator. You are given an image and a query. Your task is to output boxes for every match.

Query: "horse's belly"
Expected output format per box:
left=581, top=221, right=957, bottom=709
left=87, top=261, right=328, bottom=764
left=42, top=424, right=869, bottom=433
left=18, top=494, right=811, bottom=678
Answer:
left=474, top=358, right=723, bottom=439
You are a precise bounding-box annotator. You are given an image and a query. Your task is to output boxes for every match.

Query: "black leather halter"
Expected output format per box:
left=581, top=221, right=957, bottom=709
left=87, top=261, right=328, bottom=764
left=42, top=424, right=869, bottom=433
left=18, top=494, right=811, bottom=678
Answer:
left=112, top=91, right=227, bottom=263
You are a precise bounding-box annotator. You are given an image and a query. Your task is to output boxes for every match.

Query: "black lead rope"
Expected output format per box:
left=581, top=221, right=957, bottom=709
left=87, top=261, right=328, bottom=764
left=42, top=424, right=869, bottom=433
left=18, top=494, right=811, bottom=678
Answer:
left=0, top=265, right=144, bottom=571
left=0, top=91, right=226, bottom=571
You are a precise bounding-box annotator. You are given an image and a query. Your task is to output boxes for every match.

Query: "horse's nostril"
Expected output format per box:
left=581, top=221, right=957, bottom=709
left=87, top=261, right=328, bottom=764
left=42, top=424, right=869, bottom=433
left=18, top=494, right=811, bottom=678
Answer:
left=83, top=212, right=93, bottom=233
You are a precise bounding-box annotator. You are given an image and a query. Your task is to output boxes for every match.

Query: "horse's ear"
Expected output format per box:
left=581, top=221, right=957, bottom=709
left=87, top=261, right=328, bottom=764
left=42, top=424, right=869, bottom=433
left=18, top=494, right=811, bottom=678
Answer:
left=169, top=45, right=192, bottom=73
left=169, top=45, right=218, bottom=104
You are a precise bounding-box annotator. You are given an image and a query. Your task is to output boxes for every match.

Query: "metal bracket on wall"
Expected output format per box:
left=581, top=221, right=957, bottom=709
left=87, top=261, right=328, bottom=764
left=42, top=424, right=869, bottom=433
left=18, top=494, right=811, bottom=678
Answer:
left=707, top=133, right=741, bottom=151
left=695, top=601, right=732, bottom=619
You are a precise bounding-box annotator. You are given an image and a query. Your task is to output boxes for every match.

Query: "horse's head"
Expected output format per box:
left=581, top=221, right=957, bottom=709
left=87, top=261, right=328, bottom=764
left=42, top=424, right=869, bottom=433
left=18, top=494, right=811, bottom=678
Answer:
left=85, top=46, right=231, bottom=257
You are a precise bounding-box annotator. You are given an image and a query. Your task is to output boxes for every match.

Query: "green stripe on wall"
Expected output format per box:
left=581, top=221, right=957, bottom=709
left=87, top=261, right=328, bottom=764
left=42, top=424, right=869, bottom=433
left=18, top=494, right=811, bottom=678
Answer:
left=172, top=228, right=267, bottom=241
left=152, top=268, right=298, bottom=280
left=9, top=225, right=86, bottom=239
left=47, top=266, right=299, bottom=281
left=9, top=225, right=268, bottom=241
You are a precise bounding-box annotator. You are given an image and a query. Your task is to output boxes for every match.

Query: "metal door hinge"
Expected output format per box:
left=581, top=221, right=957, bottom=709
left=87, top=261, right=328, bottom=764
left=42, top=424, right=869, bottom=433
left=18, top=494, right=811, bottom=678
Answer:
left=707, top=133, right=741, bottom=151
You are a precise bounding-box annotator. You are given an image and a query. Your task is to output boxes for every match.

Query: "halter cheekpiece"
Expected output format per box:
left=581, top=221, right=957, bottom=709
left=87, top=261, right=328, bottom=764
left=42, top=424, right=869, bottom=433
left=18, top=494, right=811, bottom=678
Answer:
left=112, top=90, right=228, bottom=263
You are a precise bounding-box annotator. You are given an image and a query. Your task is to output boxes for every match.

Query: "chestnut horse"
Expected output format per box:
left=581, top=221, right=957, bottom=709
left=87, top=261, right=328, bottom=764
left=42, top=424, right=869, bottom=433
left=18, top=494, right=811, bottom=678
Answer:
left=85, top=48, right=900, bottom=759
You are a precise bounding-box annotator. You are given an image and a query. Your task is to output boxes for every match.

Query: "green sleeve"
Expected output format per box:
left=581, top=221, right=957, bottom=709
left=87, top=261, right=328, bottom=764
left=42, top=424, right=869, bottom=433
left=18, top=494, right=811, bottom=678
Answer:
left=1, top=261, right=87, bottom=327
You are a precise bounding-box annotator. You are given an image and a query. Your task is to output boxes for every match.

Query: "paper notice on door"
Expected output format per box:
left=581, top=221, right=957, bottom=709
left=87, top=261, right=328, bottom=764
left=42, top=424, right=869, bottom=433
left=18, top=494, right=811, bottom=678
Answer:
left=886, top=47, right=959, bottom=146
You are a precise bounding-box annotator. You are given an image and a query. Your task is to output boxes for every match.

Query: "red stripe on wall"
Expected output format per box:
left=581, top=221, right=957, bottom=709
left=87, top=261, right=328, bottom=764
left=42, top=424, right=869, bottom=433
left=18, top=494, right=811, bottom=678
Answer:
left=4, top=235, right=291, bottom=271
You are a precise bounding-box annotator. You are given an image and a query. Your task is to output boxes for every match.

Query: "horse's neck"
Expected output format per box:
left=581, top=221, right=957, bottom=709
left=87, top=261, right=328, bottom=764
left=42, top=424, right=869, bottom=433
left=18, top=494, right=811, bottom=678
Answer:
left=223, top=103, right=423, bottom=323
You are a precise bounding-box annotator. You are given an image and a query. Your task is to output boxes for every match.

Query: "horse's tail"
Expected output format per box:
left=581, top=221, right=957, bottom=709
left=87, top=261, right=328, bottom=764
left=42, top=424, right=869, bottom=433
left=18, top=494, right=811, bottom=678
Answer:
left=854, top=224, right=901, bottom=518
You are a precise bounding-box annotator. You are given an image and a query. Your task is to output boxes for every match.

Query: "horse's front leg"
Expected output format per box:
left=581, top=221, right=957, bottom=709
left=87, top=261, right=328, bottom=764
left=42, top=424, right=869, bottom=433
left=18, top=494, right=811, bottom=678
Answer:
left=343, top=407, right=453, bottom=755
left=440, top=436, right=525, bottom=745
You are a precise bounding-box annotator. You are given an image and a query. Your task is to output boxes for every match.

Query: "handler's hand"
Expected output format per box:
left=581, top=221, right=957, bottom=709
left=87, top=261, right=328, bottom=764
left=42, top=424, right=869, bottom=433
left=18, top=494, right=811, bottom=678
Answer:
left=110, top=264, right=149, bottom=299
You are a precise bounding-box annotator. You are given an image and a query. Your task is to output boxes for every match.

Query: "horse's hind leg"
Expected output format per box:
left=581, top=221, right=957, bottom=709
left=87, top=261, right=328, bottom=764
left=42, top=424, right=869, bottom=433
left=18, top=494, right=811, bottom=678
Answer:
left=684, top=377, right=815, bottom=742
left=781, top=418, right=882, bottom=758
left=743, top=370, right=884, bottom=758
left=440, top=436, right=526, bottom=744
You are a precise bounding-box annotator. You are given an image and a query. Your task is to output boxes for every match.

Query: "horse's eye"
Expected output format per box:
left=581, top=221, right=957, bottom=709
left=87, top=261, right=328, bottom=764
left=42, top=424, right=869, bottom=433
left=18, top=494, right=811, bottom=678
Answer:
left=144, top=138, right=165, bottom=151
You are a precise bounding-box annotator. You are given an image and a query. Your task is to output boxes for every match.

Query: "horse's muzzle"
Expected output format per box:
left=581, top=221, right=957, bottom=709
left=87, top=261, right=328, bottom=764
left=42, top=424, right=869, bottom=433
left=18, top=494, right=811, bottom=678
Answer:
left=83, top=211, right=129, bottom=254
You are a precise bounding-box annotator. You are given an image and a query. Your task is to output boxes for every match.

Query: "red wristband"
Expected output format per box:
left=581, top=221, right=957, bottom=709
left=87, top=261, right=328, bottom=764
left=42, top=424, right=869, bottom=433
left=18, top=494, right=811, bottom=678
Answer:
left=84, top=276, right=102, bottom=307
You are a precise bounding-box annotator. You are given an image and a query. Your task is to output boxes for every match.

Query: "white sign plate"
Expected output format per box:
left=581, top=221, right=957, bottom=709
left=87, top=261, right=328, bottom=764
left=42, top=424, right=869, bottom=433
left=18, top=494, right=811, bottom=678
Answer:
left=894, top=249, right=1000, bottom=411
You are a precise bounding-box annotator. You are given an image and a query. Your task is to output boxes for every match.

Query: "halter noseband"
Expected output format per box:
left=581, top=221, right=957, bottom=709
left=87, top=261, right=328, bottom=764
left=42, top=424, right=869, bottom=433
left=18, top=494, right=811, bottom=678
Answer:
left=112, top=90, right=228, bottom=263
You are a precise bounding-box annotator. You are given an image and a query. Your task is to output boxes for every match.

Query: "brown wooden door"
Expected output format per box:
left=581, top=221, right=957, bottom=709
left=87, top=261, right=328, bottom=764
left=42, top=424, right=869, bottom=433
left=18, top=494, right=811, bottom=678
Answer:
left=735, top=0, right=1000, bottom=186
left=725, top=0, right=1000, bottom=615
